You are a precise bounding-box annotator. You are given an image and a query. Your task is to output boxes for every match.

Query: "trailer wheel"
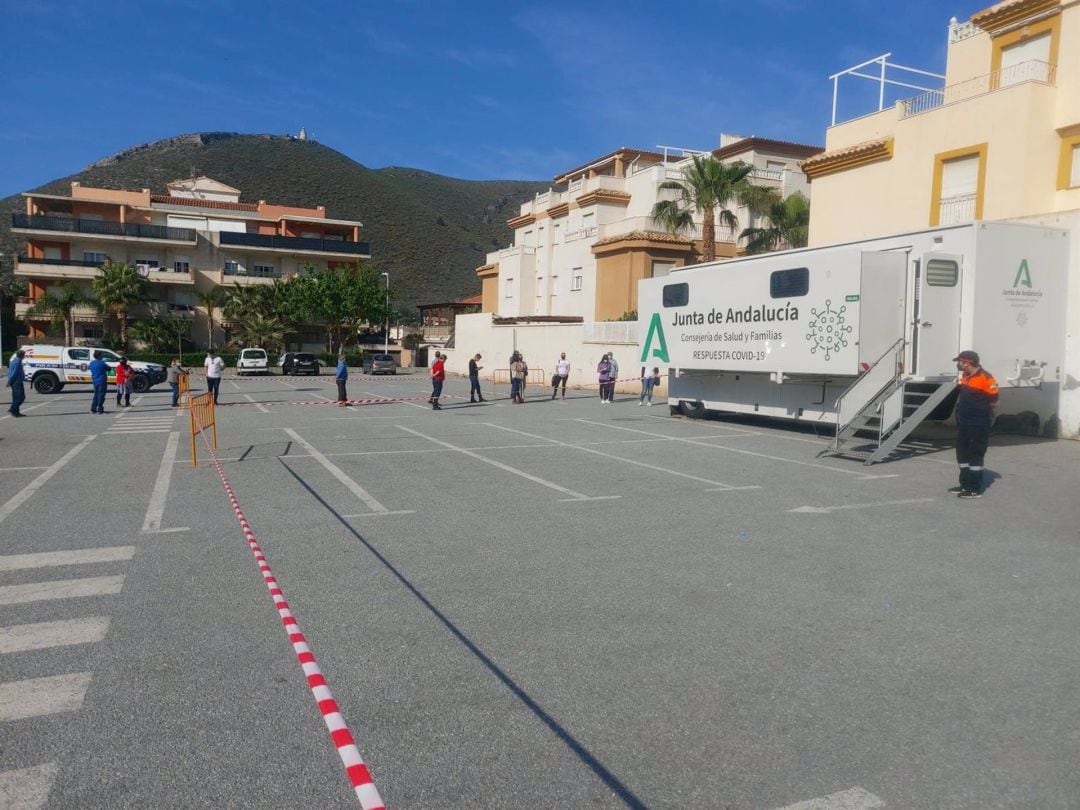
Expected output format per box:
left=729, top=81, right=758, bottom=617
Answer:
left=131, top=374, right=151, bottom=394
left=32, top=373, right=61, bottom=395
left=680, top=400, right=706, bottom=419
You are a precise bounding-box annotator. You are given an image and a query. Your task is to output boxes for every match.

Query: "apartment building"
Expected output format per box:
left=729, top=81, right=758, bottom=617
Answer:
left=804, top=0, right=1080, bottom=243
left=12, top=176, right=369, bottom=347
left=476, top=135, right=821, bottom=322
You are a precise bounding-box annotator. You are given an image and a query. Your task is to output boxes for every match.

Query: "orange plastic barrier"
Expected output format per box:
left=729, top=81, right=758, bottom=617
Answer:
left=189, top=391, right=217, bottom=467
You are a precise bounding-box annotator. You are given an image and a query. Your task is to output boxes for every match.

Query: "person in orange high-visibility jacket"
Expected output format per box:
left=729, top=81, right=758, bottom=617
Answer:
left=952, top=350, right=998, bottom=499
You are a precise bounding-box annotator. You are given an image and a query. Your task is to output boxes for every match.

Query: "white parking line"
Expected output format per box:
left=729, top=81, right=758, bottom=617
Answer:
left=0, top=672, right=93, bottom=721
left=0, top=436, right=96, bottom=526
left=0, top=576, right=125, bottom=606
left=0, top=617, right=110, bottom=654
left=773, top=786, right=884, bottom=810
left=0, top=467, right=50, bottom=473
left=142, top=432, right=189, bottom=534
left=483, top=423, right=759, bottom=492
left=0, top=762, right=58, bottom=809
left=577, top=420, right=884, bottom=479
left=0, top=402, right=50, bottom=421
left=789, top=497, right=935, bottom=514
left=0, top=546, right=135, bottom=572
left=243, top=394, right=270, bottom=413
left=396, top=425, right=618, bottom=502
left=282, top=428, right=409, bottom=516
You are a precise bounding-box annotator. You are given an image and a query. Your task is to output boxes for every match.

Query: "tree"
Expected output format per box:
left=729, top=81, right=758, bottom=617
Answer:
left=652, top=155, right=762, bottom=263
left=92, top=262, right=150, bottom=348
left=26, top=282, right=98, bottom=345
left=234, top=315, right=286, bottom=353
left=194, top=286, right=227, bottom=347
left=297, top=264, right=389, bottom=353
left=740, top=191, right=811, bottom=254
left=128, top=317, right=190, bottom=354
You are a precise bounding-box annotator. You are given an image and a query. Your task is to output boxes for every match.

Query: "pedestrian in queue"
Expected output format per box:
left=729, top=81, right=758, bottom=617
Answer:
left=430, top=350, right=446, bottom=410
left=336, top=351, right=348, bottom=407
left=468, top=353, right=485, bottom=403
left=639, top=366, right=661, bottom=406
left=89, top=350, right=109, bottom=414
left=551, top=352, right=570, bottom=400
left=519, top=354, right=529, bottom=400
left=204, top=348, right=225, bottom=405
left=952, top=350, right=999, bottom=499
left=596, top=354, right=613, bottom=404
left=511, top=352, right=526, bottom=404
left=608, top=353, right=619, bottom=382
left=166, top=358, right=187, bottom=408
left=115, top=356, right=133, bottom=408
left=5, top=349, right=26, bottom=417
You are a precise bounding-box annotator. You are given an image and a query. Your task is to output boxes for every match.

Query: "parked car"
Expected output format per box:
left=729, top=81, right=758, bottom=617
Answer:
left=364, top=353, right=398, bottom=375
left=278, top=352, right=320, bottom=376
left=236, top=347, right=269, bottom=376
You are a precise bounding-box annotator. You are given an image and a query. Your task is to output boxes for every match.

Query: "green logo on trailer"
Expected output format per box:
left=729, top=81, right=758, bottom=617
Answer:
left=1013, top=259, right=1032, bottom=289
left=640, top=312, right=670, bottom=363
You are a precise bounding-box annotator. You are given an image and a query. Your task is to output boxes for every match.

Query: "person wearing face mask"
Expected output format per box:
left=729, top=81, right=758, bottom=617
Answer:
left=951, top=350, right=998, bottom=499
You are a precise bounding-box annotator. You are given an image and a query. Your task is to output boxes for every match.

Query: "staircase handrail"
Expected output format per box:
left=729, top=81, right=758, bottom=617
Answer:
left=833, top=338, right=906, bottom=433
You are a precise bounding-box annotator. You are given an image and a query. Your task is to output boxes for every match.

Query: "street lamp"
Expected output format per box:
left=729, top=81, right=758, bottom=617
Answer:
left=380, top=272, right=389, bottom=355
left=0, top=253, right=7, bottom=359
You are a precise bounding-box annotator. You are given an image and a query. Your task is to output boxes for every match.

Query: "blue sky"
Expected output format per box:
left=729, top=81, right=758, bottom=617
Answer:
left=1, top=0, right=988, bottom=196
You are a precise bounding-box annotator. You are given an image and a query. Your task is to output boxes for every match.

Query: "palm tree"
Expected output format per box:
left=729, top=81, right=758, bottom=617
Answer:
left=26, top=282, right=98, bottom=345
left=194, top=286, right=226, bottom=347
left=740, top=192, right=811, bottom=255
left=92, top=262, right=150, bottom=347
left=234, top=314, right=286, bottom=353
left=223, top=284, right=272, bottom=321
left=652, top=155, right=759, bottom=263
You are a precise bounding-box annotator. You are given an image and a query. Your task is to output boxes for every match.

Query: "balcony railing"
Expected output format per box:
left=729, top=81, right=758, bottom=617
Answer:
left=18, top=256, right=102, bottom=269
left=499, top=245, right=537, bottom=259
left=224, top=265, right=283, bottom=279
left=12, top=213, right=196, bottom=241
left=218, top=231, right=370, bottom=255
left=564, top=227, right=598, bottom=243
left=938, top=193, right=977, bottom=226
left=900, top=60, right=1056, bottom=118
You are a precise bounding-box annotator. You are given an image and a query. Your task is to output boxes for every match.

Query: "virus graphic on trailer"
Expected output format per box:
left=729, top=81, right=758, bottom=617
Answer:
left=805, top=299, right=853, bottom=361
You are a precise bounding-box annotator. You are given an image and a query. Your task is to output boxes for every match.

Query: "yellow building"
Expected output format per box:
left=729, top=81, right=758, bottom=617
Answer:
left=804, top=0, right=1080, bottom=244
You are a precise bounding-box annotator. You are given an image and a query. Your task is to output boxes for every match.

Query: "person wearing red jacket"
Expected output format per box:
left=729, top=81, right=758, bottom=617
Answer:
left=115, top=357, right=133, bottom=408
left=430, top=351, right=446, bottom=410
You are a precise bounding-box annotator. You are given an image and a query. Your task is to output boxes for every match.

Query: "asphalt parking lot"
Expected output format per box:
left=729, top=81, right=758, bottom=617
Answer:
left=1, top=371, right=1078, bottom=809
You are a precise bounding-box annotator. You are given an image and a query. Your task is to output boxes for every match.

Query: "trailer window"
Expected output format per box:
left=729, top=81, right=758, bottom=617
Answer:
left=662, top=282, right=689, bottom=307
left=770, top=267, right=809, bottom=298
left=925, top=259, right=958, bottom=287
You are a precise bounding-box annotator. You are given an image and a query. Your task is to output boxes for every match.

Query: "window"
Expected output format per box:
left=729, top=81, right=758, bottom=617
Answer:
left=770, top=268, right=809, bottom=298
left=252, top=263, right=276, bottom=277
left=553, top=223, right=561, bottom=244
left=930, top=145, right=986, bottom=226
left=925, top=259, right=958, bottom=287
left=67, top=348, right=90, bottom=360
left=83, top=252, right=107, bottom=265
left=505, top=278, right=514, bottom=298
left=135, top=258, right=160, bottom=269
left=998, top=33, right=1051, bottom=86
left=651, top=261, right=675, bottom=279
left=173, top=260, right=190, bottom=273
left=1073, top=144, right=1080, bottom=188
left=224, top=259, right=240, bottom=275
left=662, top=282, right=689, bottom=308
left=523, top=230, right=535, bottom=247
left=581, top=212, right=595, bottom=234
left=551, top=275, right=558, bottom=296
left=538, top=226, right=545, bottom=249
left=536, top=277, right=543, bottom=297
left=766, top=160, right=787, bottom=172
left=1060, top=135, right=1080, bottom=189
left=571, top=268, right=583, bottom=291
left=80, top=326, right=103, bottom=340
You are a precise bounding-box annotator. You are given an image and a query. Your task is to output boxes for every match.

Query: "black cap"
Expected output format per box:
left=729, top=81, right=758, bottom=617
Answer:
left=952, top=350, right=980, bottom=364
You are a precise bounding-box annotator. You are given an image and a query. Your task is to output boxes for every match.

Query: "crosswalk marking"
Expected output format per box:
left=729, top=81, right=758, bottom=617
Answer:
left=0, top=762, right=58, bottom=809
left=0, top=546, right=135, bottom=572
left=0, top=672, right=92, bottom=721
left=0, top=617, right=110, bottom=654
left=0, top=576, right=125, bottom=606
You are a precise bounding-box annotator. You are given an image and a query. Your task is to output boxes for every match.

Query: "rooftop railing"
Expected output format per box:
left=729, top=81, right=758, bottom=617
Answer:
left=900, top=59, right=1056, bottom=118
left=12, top=213, right=197, bottom=242
left=218, top=230, right=371, bottom=255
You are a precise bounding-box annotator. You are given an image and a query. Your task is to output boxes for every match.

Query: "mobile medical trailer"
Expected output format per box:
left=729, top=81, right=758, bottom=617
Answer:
left=637, top=221, right=1069, bottom=463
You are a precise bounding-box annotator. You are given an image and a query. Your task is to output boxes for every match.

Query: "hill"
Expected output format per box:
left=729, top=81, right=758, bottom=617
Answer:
left=0, top=132, right=549, bottom=318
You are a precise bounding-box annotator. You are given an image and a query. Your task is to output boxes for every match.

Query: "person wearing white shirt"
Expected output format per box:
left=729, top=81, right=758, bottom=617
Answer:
left=551, top=353, right=570, bottom=400
left=204, top=349, right=225, bottom=404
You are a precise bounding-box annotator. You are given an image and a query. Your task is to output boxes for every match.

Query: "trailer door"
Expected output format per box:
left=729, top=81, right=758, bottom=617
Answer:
left=914, top=253, right=962, bottom=376
left=859, top=251, right=907, bottom=368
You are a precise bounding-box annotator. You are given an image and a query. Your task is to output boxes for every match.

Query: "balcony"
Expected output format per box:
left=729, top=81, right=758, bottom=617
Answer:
left=135, top=301, right=197, bottom=319
left=218, top=231, right=371, bottom=256
left=11, top=213, right=196, bottom=242
left=900, top=60, right=1056, bottom=118
left=15, top=256, right=194, bottom=285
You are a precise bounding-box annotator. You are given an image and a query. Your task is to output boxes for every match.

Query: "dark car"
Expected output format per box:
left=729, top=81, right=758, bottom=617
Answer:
left=364, top=353, right=398, bottom=375
left=278, top=352, right=321, bottom=376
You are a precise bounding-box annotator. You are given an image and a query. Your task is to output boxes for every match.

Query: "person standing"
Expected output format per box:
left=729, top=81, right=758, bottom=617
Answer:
left=115, top=357, right=133, bottom=408
left=511, top=353, right=526, bottom=404
left=89, top=350, right=109, bottom=414
left=596, top=355, right=613, bottom=404
left=952, top=350, right=998, bottom=499
left=5, top=349, right=26, bottom=417
left=204, top=349, right=225, bottom=405
left=468, top=353, right=485, bottom=403
left=336, top=351, right=348, bottom=407
left=639, top=366, right=661, bottom=406
left=430, top=351, right=446, bottom=410
left=166, top=358, right=187, bottom=408
left=519, top=354, right=529, bottom=400
left=552, top=352, right=570, bottom=400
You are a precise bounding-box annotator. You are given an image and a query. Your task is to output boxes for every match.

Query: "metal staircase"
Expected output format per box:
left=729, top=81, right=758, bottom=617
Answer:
left=819, top=339, right=956, bottom=465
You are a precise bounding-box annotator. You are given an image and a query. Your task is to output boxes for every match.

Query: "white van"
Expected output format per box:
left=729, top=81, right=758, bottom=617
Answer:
left=237, top=347, right=269, bottom=375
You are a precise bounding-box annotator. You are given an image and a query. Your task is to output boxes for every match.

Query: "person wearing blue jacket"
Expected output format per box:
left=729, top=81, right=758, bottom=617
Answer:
left=6, top=349, right=26, bottom=417
left=336, top=352, right=348, bottom=407
left=89, top=350, right=109, bottom=414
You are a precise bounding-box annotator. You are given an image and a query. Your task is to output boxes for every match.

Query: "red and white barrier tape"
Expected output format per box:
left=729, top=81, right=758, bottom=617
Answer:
left=193, top=417, right=385, bottom=808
